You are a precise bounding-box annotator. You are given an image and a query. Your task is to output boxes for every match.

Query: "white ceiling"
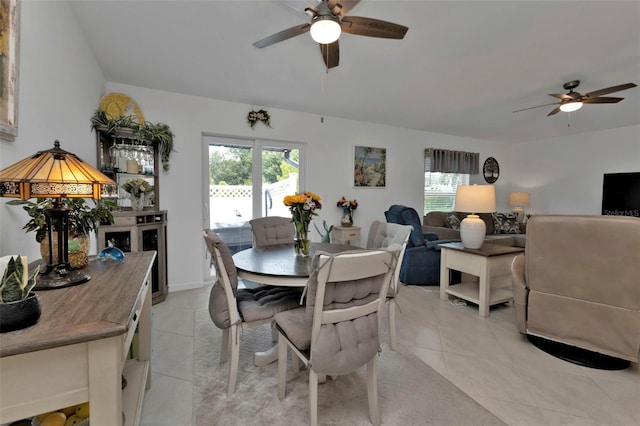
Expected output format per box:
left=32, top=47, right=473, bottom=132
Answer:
left=69, top=0, right=640, bottom=144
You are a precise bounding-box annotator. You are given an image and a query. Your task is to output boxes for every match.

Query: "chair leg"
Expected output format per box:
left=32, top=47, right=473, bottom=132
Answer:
left=278, top=333, right=288, bottom=400
left=367, top=357, right=380, bottom=426
left=220, top=328, right=229, bottom=363
left=309, top=369, right=319, bottom=426
left=228, top=324, right=239, bottom=396
left=389, top=300, right=397, bottom=351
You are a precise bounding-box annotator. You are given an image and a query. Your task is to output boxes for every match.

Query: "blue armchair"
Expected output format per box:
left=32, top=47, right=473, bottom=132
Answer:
left=385, top=205, right=461, bottom=286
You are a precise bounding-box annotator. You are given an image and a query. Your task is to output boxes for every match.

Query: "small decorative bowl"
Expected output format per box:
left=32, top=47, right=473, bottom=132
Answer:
left=97, top=247, right=126, bottom=263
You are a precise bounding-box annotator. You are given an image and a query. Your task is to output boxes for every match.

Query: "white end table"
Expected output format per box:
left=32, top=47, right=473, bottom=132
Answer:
left=439, top=242, right=524, bottom=317
left=330, top=225, right=361, bottom=246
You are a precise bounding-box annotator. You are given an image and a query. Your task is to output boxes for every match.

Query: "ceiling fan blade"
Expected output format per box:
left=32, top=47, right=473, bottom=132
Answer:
left=547, top=106, right=562, bottom=116
left=512, top=102, right=560, bottom=113
left=320, top=40, right=339, bottom=69
left=253, top=24, right=311, bottom=48
left=583, top=96, right=624, bottom=104
left=585, top=82, right=637, bottom=98
left=341, top=16, right=409, bottom=39
left=548, top=93, right=574, bottom=100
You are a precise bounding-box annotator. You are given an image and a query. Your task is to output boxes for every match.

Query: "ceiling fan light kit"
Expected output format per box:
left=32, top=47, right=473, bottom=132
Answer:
left=559, top=101, right=583, bottom=113
left=310, top=16, right=341, bottom=44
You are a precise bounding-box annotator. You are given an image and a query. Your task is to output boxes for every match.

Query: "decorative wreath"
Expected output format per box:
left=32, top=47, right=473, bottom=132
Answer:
left=247, top=109, right=271, bottom=129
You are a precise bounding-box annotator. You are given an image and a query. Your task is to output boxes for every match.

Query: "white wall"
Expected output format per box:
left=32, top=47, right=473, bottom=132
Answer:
left=0, top=2, right=105, bottom=260
left=105, top=83, right=508, bottom=291
left=507, top=125, right=640, bottom=215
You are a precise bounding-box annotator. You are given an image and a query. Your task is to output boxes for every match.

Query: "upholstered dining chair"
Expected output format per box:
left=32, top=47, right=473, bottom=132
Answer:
left=202, top=229, right=301, bottom=395
left=274, top=250, right=396, bottom=426
left=366, top=220, right=412, bottom=350
left=249, top=216, right=295, bottom=247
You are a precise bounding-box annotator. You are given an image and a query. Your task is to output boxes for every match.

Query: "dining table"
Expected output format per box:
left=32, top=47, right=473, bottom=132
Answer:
left=232, top=242, right=359, bottom=366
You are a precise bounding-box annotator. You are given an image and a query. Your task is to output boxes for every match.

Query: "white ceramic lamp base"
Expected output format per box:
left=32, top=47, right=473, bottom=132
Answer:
left=460, top=214, right=486, bottom=249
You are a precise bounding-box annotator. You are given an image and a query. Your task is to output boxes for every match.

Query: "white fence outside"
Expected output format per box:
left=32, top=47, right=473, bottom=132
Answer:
left=208, top=175, right=298, bottom=252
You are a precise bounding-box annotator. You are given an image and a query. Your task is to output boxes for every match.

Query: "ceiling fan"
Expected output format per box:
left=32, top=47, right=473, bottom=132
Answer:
left=252, top=0, right=409, bottom=69
left=513, top=80, right=637, bottom=116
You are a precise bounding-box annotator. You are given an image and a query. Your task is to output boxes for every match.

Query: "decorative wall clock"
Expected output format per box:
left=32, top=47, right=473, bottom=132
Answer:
left=483, top=157, right=500, bottom=183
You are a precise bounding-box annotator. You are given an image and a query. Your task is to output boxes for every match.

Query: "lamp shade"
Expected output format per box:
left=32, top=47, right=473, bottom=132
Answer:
left=0, top=140, right=114, bottom=200
left=508, top=192, right=530, bottom=208
left=310, top=16, right=341, bottom=44
left=455, top=184, right=496, bottom=213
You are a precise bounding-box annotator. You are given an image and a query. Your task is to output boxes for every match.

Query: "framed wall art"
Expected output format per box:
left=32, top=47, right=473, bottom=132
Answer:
left=353, top=145, right=386, bottom=188
left=1, top=0, right=20, bottom=141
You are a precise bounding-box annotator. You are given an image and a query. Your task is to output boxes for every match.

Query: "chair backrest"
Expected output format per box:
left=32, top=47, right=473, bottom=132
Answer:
left=384, top=205, right=426, bottom=248
left=203, top=229, right=240, bottom=329
left=524, top=215, right=640, bottom=360
left=367, top=220, right=412, bottom=293
left=304, top=250, right=395, bottom=375
left=249, top=216, right=295, bottom=247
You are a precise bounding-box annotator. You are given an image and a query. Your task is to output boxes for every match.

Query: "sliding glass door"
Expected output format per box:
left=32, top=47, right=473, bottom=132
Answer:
left=203, top=135, right=305, bottom=267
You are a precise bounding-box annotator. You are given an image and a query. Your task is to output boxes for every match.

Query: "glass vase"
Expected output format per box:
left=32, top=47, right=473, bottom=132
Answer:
left=294, top=227, right=310, bottom=257
left=340, top=208, right=353, bottom=227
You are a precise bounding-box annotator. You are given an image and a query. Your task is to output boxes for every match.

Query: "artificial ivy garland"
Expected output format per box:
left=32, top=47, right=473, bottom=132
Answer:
left=247, top=109, right=271, bottom=129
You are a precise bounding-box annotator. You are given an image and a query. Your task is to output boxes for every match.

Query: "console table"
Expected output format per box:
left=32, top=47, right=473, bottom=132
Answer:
left=0, top=251, right=155, bottom=425
left=439, top=242, right=524, bottom=317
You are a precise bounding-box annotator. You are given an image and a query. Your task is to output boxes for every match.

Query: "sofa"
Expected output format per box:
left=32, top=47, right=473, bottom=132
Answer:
left=511, top=214, right=640, bottom=367
left=385, top=205, right=461, bottom=286
left=423, top=211, right=527, bottom=247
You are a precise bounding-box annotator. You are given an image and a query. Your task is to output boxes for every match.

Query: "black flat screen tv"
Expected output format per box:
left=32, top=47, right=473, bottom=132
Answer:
left=601, top=172, right=640, bottom=217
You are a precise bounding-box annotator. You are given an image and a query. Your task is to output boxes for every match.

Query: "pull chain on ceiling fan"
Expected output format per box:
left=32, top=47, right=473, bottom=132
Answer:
left=513, top=80, right=637, bottom=116
left=252, top=0, right=409, bottom=69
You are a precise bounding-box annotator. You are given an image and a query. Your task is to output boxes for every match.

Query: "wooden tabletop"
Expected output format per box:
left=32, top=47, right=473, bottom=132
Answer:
left=0, top=251, right=156, bottom=357
left=438, top=242, right=525, bottom=257
left=232, top=242, right=362, bottom=279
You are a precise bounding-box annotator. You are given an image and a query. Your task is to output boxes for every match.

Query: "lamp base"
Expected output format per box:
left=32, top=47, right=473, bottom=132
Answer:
left=512, top=207, right=524, bottom=223
left=35, top=269, right=91, bottom=290
left=460, top=214, right=486, bottom=249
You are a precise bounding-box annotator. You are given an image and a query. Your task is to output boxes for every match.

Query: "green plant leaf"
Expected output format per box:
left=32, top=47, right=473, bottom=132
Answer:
left=23, top=265, right=40, bottom=299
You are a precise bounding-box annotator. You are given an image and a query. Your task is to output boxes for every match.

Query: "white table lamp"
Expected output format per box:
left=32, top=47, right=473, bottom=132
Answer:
left=508, top=192, right=530, bottom=222
left=455, top=185, right=496, bottom=249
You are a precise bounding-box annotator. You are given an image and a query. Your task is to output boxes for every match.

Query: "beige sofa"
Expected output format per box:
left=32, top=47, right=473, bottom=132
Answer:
left=511, top=214, right=640, bottom=365
left=422, top=211, right=527, bottom=247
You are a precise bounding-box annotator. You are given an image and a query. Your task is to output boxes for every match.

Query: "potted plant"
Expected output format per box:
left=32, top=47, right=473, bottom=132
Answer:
left=0, top=255, right=41, bottom=333
left=90, top=109, right=175, bottom=171
left=7, top=198, right=116, bottom=269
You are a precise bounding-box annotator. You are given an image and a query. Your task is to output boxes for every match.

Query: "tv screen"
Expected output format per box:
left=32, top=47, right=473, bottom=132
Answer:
left=601, top=172, right=640, bottom=217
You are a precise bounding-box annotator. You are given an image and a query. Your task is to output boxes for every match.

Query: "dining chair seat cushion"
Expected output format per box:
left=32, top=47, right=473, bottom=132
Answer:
left=275, top=308, right=380, bottom=376
left=237, top=286, right=302, bottom=323
left=274, top=307, right=312, bottom=350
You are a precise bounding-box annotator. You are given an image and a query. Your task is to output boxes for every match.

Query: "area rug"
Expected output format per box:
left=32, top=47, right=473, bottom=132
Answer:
left=193, top=310, right=506, bottom=425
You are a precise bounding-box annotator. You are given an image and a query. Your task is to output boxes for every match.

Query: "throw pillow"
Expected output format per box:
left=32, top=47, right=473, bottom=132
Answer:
left=445, top=214, right=461, bottom=230
left=491, top=212, right=521, bottom=234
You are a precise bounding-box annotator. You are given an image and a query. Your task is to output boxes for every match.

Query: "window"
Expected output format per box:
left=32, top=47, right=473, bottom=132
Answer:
left=424, top=148, right=476, bottom=214
left=424, top=172, right=469, bottom=213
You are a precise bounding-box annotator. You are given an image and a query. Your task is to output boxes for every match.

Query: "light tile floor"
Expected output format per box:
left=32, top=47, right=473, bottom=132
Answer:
left=141, top=284, right=640, bottom=426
